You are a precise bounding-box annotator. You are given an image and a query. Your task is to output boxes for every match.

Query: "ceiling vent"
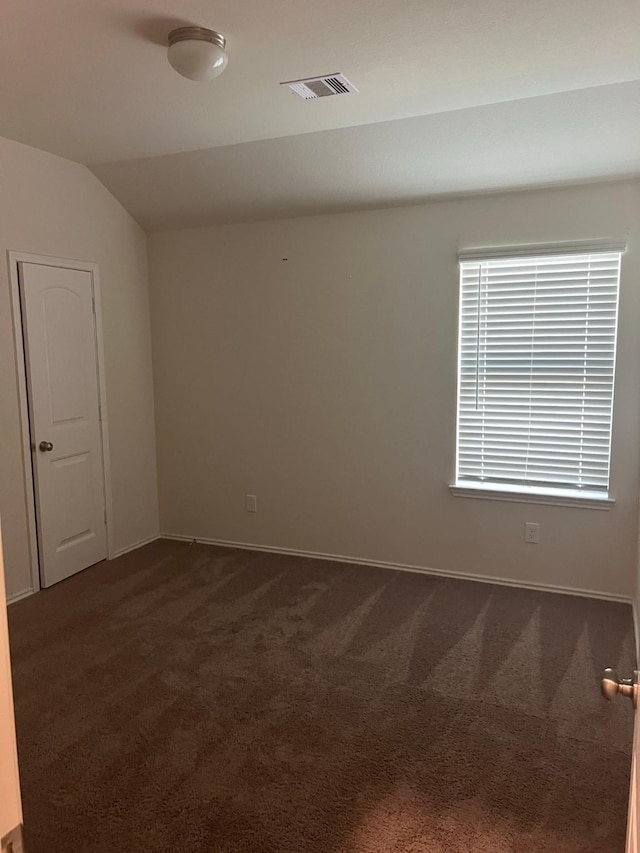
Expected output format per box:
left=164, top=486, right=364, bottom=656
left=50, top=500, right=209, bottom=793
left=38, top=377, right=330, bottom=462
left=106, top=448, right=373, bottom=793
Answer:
left=281, top=74, right=358, bottom=100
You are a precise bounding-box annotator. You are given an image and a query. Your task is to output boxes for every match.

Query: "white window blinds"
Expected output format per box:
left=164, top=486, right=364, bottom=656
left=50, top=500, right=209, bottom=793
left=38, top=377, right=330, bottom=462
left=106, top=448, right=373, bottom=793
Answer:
left=456, top=250, right=622, bottom=495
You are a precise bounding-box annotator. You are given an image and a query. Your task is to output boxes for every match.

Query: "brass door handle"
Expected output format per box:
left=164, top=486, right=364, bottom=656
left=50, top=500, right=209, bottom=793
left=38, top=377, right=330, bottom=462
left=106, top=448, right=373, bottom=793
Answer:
left=601, top=668, right=638, bottom=708
left=38, top=441, right=53, bottom=452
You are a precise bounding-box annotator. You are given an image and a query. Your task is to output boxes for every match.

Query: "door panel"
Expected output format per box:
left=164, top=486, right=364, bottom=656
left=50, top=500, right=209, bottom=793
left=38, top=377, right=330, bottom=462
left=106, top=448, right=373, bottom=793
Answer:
left=19, top=263, right=106, bottom=587
left=42, top=286, right=87, bottom=422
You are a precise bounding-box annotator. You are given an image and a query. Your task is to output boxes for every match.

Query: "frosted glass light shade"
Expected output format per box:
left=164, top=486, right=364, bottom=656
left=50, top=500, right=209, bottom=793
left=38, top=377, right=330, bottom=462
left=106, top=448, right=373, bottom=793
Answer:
left=167, top=28, right=228, bottom=82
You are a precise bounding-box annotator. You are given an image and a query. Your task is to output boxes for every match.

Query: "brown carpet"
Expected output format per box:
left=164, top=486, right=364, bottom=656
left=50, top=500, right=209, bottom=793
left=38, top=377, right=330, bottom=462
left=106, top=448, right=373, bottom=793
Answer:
left=8, top=539, right=635, bottom=852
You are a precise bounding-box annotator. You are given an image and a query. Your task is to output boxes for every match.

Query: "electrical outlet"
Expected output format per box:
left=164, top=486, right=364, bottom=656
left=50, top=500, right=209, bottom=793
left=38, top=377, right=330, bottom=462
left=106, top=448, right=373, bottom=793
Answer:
left=524, top=522, right=540, bottom=544
left=246, top=494, right=257, bottom=513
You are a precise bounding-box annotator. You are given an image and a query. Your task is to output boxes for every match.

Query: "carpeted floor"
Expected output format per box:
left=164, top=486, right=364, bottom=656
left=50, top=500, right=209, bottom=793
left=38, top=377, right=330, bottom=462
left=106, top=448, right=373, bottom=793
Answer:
left=7, top=539, right=635, bottom=852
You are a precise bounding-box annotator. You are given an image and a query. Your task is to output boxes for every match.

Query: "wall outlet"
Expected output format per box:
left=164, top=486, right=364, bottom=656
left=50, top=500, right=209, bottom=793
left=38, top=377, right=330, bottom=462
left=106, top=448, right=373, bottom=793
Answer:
left=246, top=494, right=257, bottom=513
left=524, top=522, right=540, bottom=544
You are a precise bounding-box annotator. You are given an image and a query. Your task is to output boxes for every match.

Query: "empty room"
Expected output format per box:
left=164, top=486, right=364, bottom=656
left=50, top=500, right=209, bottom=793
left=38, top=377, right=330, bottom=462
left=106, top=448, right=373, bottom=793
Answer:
left=1, top=1, right=640, bottom=851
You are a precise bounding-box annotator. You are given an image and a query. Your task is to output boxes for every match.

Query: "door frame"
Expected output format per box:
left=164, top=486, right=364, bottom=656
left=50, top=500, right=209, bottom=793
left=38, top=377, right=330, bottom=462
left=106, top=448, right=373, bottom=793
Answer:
left=7, top=251, right=114, bottom=595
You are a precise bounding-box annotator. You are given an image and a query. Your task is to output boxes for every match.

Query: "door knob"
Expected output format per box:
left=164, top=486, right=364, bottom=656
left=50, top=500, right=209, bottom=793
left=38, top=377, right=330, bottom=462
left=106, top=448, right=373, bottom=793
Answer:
left=601, top=668, right=638, bottom=708
left=38, top=441, right=53, bottom=452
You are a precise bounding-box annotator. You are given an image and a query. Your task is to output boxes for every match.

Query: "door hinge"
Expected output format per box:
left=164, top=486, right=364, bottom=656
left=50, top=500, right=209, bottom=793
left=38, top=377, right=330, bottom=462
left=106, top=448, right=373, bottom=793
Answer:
left=1, top=824, right=25, bottom=853
left=104, top=509, right=107, bottom=526
left=98, top=400, right=102, bottom=422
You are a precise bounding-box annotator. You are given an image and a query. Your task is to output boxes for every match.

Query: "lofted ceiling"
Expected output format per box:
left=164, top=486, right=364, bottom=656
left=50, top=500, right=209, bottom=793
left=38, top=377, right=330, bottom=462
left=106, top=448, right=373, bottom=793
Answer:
left=93, top=82, right=640, bottom=230
left=2, top=0, right=640, bottom=226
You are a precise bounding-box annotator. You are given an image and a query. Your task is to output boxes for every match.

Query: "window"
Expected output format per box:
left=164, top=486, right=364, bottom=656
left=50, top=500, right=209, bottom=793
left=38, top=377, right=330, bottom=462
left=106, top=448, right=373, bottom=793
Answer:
left=453, top=247, right=622, bottom=506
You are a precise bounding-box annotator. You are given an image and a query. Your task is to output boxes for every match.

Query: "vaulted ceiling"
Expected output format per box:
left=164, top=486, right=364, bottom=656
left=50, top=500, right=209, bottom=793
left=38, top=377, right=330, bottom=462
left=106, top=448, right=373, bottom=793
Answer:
left=2, top=0, right=639, bottom=227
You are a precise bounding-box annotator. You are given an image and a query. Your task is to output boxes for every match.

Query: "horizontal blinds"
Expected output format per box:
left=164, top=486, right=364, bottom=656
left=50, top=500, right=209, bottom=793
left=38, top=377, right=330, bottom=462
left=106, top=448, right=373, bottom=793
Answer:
left=456, top=251, right=621, bottom=492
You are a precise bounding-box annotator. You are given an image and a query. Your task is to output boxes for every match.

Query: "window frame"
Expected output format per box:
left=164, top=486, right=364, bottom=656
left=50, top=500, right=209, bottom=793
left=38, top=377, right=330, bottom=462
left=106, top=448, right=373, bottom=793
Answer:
left=450, top=241, right=625, bottom=510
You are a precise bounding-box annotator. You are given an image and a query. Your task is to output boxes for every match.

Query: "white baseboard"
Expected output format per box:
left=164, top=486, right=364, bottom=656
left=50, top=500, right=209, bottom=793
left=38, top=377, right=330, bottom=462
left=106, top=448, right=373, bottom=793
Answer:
left=112, top=534, right=160, bottom=559
left=6, top=537, right=159, bottom=605
left=160, top=533, right=632, bottom=605
left=6, top=588, right=35, bottom=606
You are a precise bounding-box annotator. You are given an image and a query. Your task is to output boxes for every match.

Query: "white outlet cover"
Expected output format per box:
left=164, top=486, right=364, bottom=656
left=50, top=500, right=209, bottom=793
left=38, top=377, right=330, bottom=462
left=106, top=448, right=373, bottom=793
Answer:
left=524, top=522, right=540, bottom=543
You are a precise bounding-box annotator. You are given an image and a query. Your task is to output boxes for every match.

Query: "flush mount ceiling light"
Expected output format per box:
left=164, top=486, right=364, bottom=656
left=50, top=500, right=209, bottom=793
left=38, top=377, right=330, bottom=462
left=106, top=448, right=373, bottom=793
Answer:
left=167, top=27, right=228, bottom=81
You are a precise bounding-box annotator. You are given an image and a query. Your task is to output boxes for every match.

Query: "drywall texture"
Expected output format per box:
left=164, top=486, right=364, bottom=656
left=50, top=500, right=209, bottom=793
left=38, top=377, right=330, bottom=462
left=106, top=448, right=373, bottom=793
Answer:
left=94, top=81, right=640, bottom=231
left=0, top=136, right=159, bottom=600
left=149, top=181, right=640, bottom=599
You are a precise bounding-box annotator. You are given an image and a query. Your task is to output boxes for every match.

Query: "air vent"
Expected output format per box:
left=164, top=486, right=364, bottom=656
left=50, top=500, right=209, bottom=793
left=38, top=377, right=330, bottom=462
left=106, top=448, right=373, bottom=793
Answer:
left=281, top=74, right=358, bottom=100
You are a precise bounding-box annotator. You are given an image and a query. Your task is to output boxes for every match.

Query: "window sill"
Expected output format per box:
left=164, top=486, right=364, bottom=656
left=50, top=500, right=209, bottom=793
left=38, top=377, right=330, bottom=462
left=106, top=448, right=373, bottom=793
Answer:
left=449, top=482, right=615, bottom=510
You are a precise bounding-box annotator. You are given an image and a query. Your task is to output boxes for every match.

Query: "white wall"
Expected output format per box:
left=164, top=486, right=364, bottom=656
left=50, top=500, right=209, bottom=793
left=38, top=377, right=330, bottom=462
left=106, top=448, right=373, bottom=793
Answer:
left=0, top=137, right=159, bottom=600
left=148, top=181, right=640, bottom=599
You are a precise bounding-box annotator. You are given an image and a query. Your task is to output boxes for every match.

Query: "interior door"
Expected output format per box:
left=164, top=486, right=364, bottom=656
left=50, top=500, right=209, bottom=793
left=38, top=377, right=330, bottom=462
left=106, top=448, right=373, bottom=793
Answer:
left=19, top=262, right=107, bottom=588
left=602, top=667, right=640, bottom=851
left=628, top=701, right=639, bottom=852
left=0, top=523, right=24, bottom=851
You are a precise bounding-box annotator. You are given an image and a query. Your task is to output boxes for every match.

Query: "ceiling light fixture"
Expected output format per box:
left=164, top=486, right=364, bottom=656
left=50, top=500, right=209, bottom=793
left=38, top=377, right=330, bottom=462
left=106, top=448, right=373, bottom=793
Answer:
left=167, top=27, right=228, bottom=82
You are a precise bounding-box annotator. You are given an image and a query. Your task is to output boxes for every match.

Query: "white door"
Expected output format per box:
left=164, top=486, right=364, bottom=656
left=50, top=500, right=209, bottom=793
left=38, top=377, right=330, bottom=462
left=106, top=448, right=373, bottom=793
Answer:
left=628, top=701, right=640, bottom=852
left=602, top=667, right=640, bottom=851
left=19, top=262, right=107, bottom=587
left=0, top=523, right=24, bottom=851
